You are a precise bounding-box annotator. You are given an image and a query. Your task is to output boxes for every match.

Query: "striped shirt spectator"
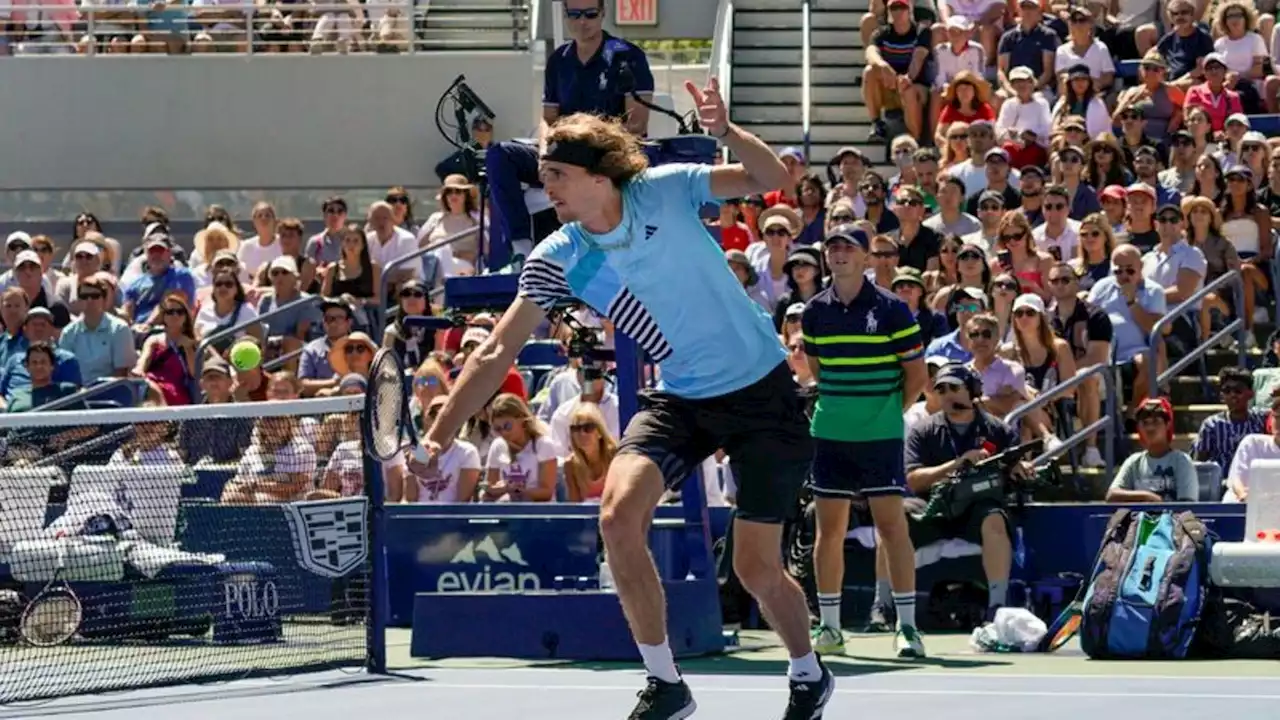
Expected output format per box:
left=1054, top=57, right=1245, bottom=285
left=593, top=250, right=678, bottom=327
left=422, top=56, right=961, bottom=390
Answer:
left=1192, top=367, right=1268, bottom=478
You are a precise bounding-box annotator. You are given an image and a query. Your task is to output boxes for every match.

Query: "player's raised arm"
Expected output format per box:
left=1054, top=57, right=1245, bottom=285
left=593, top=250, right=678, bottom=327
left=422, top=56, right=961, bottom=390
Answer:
left=426, top=297, right=546, bottom=448
left=687, top=77, right=791, bottom=198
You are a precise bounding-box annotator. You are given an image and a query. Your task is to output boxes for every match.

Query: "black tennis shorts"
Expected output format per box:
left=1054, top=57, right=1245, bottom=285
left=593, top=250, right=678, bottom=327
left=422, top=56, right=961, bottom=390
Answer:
left=616, top=362, right=813, bottom=524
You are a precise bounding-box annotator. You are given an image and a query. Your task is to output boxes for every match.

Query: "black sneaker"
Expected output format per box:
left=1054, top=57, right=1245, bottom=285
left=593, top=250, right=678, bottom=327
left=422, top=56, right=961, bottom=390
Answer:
left=783, top=660, right=834, bottom=720
left=867, top=119, right=888, bottom=142
left=864, top=602, right=896, bottom=633
left=628, top=676, right=696, bottom=720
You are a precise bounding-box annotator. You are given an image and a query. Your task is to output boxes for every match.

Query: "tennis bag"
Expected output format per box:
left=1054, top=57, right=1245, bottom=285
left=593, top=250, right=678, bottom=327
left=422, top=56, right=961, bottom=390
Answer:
left=1079, top=509, right=1213, bottom=659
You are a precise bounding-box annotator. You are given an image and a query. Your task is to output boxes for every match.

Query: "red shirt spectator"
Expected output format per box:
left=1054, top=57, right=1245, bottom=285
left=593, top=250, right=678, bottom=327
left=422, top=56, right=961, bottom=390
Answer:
left=1184, top=53, right=1242, bottom=132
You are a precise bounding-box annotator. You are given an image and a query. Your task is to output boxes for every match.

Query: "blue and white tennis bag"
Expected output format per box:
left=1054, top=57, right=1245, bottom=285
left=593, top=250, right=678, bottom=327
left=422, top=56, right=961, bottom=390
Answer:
left=1079, top=509, right=1214, bottom=659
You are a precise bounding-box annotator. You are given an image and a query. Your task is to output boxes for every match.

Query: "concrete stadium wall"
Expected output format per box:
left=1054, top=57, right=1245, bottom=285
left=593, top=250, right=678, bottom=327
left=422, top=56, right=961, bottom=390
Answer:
left=0, top=54, right=537, bottom=192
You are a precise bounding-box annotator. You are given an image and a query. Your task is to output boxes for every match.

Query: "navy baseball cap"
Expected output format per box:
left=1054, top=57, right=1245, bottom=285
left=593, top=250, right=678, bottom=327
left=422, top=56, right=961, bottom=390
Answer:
left=823, top=225, right=870, bottom=249
left=934, top=363, right=979, bottom=391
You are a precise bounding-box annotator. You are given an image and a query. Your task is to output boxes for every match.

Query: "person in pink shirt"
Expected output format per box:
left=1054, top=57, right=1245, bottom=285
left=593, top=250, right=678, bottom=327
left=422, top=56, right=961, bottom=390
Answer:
left=9, top=0, right=78, bottom=54
left=1185, top=53, right=1244, bottom=132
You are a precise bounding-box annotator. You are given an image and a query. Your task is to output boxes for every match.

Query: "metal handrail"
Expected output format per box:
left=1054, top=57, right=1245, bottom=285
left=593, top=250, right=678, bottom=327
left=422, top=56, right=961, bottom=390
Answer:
left=194, top=294, right=321, bottom=378
left=800, top=0, right=812, bottom=163
left=32, top=377, right=148, bottom=413
left=710, top=0, right=734, bottom=162
left=263, top=347, right=306, bottom=373
left=376, top=225, right=480, bottom=330
left=1004, top=363, right=1116, bottom=474
left=1146, top=270, right=1245, bottom=396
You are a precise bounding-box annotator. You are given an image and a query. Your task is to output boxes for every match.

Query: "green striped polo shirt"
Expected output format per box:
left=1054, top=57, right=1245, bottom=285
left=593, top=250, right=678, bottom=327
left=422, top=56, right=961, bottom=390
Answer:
left=800, top=281, right=924, bottom=442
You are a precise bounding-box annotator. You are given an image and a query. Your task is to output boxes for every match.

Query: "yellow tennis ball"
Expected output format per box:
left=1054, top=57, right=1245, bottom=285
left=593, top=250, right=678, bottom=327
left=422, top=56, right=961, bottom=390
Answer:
left=229, top=341, right=262, bottom=371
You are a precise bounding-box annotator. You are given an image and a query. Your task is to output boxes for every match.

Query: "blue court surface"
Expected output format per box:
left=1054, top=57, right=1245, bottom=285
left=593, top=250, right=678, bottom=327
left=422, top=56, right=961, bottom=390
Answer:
left=5, top=655, right=1278, bottom=720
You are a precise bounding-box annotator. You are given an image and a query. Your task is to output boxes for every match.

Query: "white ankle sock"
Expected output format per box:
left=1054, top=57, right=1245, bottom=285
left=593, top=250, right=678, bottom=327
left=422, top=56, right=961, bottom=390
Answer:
left=788, top=651, right=821, bottom=681
left=638, top=641, right=680, bottom=683
left=817, top=593, right=841, bottom=629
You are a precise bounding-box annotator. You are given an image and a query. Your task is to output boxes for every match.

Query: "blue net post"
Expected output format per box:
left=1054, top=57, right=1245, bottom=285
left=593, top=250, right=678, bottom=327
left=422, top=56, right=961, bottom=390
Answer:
left=364, top=451, right=388, bottom=674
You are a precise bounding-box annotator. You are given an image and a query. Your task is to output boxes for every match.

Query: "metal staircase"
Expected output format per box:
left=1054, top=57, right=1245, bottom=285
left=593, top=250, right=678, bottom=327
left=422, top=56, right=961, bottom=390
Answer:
left=727, top=0, right=884, bottom=172
left=416, top=0, right=531, bottom=51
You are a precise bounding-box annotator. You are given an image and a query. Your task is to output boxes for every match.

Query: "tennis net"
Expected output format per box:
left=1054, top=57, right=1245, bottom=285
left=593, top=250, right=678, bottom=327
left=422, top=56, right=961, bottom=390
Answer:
left=0, top=395, right=379, bottom=703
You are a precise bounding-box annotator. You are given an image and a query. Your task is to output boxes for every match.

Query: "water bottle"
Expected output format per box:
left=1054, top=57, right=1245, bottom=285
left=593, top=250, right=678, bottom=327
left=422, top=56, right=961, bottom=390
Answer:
left=1013, top=527, right=1027, bottom=570
left=598, top=561, right=615, bottom=592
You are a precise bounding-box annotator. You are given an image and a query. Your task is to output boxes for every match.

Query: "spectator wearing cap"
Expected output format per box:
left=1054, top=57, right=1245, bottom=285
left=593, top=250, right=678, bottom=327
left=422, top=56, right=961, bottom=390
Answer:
left=260, top=218, right=317, bottom=295
left=825, top=147, right=869, bottom=217
left=893, top=268, right=948, bottom=347
left=1115, top=105, right=1169, bottom=170
left=925, top=286, right=989, bottom=361
left=1015, top=165, right=1046, bottom=227
left=1005, top=293, right=1077, bottom=444
left=863, top=0, right=931, bottom=142
left=122, top=234, right=196, bottom=328
left=867, top=235, right=902, bottom=291
left=23, top=235, right=61, bottom=297
left=547, top=360, right=621, bottom=459
left=190, top=223, right=243, bottom=286
left=951, top=121, right=1017, bottom=196
left=0, top=304, right=80, bottom=404
left=257, top=255, right=317, bottom=356
left=1032, top=185, right=1082, bottom=262
left=8, top=249, right=70, bottom=329
left=772, top=247, right=823, bottom=332
left=709, top=198, right=754, bottom=253
left=299, top=298, right=354, bottom=396
left=453, top=325, right=528, bottom=400
left=935, top=242, right=994, bottom=312
left=996, top=0, right=1060, bottom=102
left=966, top=149, right=1022, bottom=215
left=1211, top=1, right=1272, bottom=113
left=1156, top=0, right=1213, bottom=90
left=1220, top=164, right=1273, bottom=318
left=888, top=186, right=942, bottom=274
left=1055, top=146, right=1102, bottom=221
left=382, top=279, right=431, bottom=370
left=964, top=190, right=1006, bottom=250
left=860, top=171, right=902, bottom=236
left=177, top=357, right=256, bottom=465
left=1238, top=131, right=1270, bottom=189
left=4, top=233, right=31, bottom=267
left=748, top=206, right=803, bottom=310
left=1106, top=397, right=1197, bottom=503
left=763, top=147, right=808, bottom=209
left=940, top=0, right=1004, bottom=71
left=57, top=277, right=135, bottom=383
left=1098, top=185, right=1129, bottom=233
left=418, top=175, right=485, bottom=288
left=994, top=67, right=1052, bottom=148
left=1160, top=130, right=1199, bottom=194
left=1055, top=8, right=1116, bottom=96
left=781, top=301, right=806, bottom=341
left=56, top=241, right=107, bottom=317
left=327, top=331, right=378, bottom=384
left=1116, top=53, right=1184, bottom=142
left=934, top=50, right=996, bottom=149
left=725, top=249, right=771, bottom=311
left=1218, top=113, right=1251, bottom=168
left=1052, top=64, right=1110, bottom=140
left=926, top=175, right=982, bottom=237
left=1118, top=182, right=1161, bottom=253
left=306, top=196, right=349, bottom=271
left=1185, top=53, right=1243, bottom=132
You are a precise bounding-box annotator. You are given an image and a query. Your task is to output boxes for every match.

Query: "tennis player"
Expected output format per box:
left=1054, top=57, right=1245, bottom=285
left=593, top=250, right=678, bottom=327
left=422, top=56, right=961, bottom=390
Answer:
left=425, top=78, right=833, bottom=720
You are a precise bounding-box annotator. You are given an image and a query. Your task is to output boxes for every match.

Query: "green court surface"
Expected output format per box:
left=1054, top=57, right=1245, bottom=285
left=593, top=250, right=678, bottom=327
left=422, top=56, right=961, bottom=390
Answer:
left=387, top=628, right=1280, bottom=678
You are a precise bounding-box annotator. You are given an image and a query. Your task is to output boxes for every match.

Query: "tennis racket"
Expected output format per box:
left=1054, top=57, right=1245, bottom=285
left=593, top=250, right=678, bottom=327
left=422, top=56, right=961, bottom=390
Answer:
left=20, top=543, right=83, bottom=647
left=364, top=349, right=421, bottom=462
left=1040, top=599, right=1083, bottom=653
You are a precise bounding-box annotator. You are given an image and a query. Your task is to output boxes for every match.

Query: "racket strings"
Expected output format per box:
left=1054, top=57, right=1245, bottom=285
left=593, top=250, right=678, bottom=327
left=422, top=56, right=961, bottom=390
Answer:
left=370, top=351, right=406, bottom=460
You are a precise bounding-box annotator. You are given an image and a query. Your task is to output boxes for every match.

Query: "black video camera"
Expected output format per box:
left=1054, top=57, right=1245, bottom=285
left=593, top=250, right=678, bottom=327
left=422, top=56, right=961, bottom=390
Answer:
left=919, top=439, right=1056, bottom=522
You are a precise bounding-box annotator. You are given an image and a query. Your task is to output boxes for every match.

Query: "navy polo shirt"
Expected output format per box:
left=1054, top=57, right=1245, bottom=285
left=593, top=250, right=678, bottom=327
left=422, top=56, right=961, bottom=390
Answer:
left=997, top=23, right=1060, bottom=80
left=543, top=32, right=654, bottom=121
left=1156, top=27, right=1213, bottom=82
left=904, top=409, right=1018, bottom=479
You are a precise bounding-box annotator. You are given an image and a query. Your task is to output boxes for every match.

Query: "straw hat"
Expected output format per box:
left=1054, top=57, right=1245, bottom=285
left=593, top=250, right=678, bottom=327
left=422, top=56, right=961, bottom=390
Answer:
left=329, top=332, right=379, bottom=376
left=758, top=205, right=803, bottom=236
left=194, top=221, right=240, bottom=264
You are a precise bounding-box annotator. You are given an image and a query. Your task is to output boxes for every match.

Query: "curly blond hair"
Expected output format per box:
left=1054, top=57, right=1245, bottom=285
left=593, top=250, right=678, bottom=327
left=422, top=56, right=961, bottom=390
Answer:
left=1213, top=0, right=1258, bottom=36
left=543, top=113, right=649, bottom=186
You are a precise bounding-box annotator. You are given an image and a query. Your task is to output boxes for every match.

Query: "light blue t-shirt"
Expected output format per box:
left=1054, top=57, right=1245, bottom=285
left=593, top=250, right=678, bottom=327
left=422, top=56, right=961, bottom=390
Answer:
left=1086, top=275, right=1167, bottom=363
left=517, top=164, right=786, bottom=399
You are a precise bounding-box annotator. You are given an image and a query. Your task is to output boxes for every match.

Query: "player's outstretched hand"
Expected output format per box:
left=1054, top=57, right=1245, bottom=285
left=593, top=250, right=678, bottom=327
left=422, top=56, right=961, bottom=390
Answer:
left=686, top=77, right=729, bottom=138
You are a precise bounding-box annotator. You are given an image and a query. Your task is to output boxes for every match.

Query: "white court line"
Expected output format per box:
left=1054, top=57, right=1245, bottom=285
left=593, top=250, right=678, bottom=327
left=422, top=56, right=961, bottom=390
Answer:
left=414, top=667, right=1280, bottom=683
left=410, top=683, right=1280, bottom=701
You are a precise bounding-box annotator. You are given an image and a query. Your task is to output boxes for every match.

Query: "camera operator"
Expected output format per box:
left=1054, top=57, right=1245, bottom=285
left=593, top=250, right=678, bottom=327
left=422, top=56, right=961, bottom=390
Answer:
left=904, top=364, right=1031, bottom=619
left=485, top=0, right=654, bottom=270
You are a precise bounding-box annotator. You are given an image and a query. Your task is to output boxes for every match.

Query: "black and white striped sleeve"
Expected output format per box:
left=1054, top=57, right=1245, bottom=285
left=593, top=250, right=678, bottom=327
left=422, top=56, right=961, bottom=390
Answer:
left=518, top=256, right=573, bottom=312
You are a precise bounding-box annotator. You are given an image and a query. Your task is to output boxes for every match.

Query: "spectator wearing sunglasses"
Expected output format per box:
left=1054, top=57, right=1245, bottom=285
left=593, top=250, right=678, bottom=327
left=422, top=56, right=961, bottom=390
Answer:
left=748, top=206, right=803, bottom=311
left=1223, top=384, right=1280, bottom=503
left=1116, top=103, right=1169, bottom=171
left=962, top=190, right=1004, bottom=252
left=1086, top=243, right=1166, bottom=413
left=383, top=279, right=432, bottom=370
left=1046, top=262, right=1112, bottom=464
left=925, top=286, right=989, bottom=362
left=859, top=172, right=902, bottom=236
left=548, top=361, right=620, bottom=458
left=57, top=277, right=136, bottom=384
left=1160, top=130, right=1199, bottom=195
left=773, top=248, right=824, bottom=332
left=1142, top=203, right=1206, bottom=354
left=962, top=313, right=1029, bottom=421
left=931, top=242, right=992, bottom=311
left=306, top=196, right=349, bottom=271
left=1156, top=0, right=1213, bottom=91
left=965, top=148, right=1021, bottom=217
left=256, top=256, right=317, bottom=359
left=867, top=236, right=902, bottom=292
left=1031, top=185, right=1081, bottom=264
left=1193, top=366, right=1268, bottom=483
left=887, top=186, right=942, bottom=273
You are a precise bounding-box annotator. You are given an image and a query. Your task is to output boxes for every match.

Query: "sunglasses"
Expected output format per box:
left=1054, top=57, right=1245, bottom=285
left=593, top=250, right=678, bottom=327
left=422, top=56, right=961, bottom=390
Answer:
left=400, top=289, right=427, bottom=299
left=1121, top=113, right=1141, bottom=121
left=764, top=228, right=792, bottom=237
left=829, top=213, right=855, bottom=224
left=953, top=302, right=983, bottom=314
left=1113, top=266, right=1138, bottom=276
left=967, top=329, right=995, bottom=340
left=345, top=344, right=371, bottom=355
left=565, top=7, right=601, bottom=19
left=1157, top=215, right=1183, bottom=224
left=1013, top=308, right=1040, bottom=318
left=948, top=134, right=968, bottom=141
left=163, top=307, right=186, bottom=317
left=1243, top=144, right=1266, bottom=153
left=74, top=252, right=96, bottom=261
left=939, top=246, right=958, bottom=254
left=935, top=383, right=965, bottom=394
left=78, top=291, right=104, bottom=300
left=871, top=250, right=898, bottom=258
left=1043, top=203, right=1067, bottom=212
left=999, top=233, right=1025, bottom=242
left=994, top=281, right=1019, bottom=292
left=1081, top=230, right=1103, bottom=239
left=1048, top=276, right=1074, bottom=286
left=896, top=198, right=924, bottom=207
left=386, top=196, right=409, bottom=205
left=323, top=207, right=345, bottom=215
left=214, top=280, right=236, bottom=289
left=570, top=423, right=597, bottom=433
left=957, top=251, right=983, bottom=261
left=323, top=314, right=349, bottom=323
left=269, top=269, right=293, bottom=278
left=979, top=203, right=1003, bottom=212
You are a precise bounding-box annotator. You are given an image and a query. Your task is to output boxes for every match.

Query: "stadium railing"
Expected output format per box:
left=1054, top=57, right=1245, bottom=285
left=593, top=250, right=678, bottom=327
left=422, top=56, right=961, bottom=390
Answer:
left=376, top=225, right=479, bottom=331
left=32, top=377, right=151, bottom=413
left=194, top=294, right=321, bottom=378
left=1146, top=270, right=1245, bottom=398
left=1005, top=363, right=1118, bottom=480
left=3, top=2, right=530, bottom=55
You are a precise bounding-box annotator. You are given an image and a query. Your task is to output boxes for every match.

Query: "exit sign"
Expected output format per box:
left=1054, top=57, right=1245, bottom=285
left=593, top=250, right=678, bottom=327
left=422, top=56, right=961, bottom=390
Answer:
left=615, top=0, right=658, bottom=25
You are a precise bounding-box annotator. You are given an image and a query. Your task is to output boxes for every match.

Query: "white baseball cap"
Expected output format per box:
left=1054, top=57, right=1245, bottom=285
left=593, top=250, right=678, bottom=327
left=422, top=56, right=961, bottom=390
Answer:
left=1012, top=293, right=1046, bottom=315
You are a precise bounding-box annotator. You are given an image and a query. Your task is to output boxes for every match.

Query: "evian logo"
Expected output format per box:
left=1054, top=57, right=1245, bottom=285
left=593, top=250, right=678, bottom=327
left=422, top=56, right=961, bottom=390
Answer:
left=436, top=536, right=540, bottom=593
